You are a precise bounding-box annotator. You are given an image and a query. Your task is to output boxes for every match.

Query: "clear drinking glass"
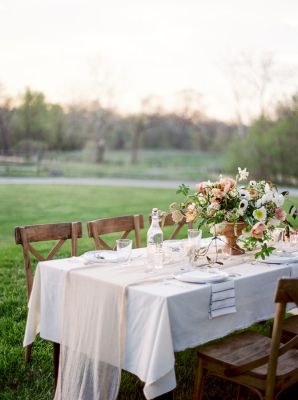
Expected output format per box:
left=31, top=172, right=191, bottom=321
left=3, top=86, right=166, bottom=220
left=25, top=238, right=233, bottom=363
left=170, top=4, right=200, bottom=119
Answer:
left=272, top=228, right=285, bottom=254
left=290, top=232, right=298, bottom=247
left=116, top=239, right=132, bottom=265
left=187, top=229, right=202, bottom=268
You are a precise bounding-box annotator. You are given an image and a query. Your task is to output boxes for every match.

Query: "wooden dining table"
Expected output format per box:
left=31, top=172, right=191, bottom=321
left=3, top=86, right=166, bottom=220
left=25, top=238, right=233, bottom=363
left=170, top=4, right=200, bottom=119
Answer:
left=24, top=244, right=298, bottom=399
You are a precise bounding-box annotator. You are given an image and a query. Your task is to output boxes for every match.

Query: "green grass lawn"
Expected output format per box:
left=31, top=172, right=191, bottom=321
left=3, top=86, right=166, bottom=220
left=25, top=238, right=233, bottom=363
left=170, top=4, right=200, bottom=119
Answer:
left=0, top=149, right=226, bottom=181
left=0, top=184, right=298, bottom=400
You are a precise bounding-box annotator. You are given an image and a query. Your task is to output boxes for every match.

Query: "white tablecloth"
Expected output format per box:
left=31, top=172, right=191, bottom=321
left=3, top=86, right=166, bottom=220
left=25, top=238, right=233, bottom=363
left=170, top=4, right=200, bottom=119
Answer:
left=24, top=252, right=298, bottom=399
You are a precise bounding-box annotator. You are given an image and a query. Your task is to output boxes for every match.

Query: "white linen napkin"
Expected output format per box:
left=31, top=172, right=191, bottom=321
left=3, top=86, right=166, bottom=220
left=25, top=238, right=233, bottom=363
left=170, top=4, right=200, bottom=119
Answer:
left=209, top=279, right=236, bottom=319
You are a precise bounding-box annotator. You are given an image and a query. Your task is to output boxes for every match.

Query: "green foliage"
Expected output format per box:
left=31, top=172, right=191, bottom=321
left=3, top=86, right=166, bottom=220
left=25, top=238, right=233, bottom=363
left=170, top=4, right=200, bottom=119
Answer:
left=227, top=95, right=298, bottom=183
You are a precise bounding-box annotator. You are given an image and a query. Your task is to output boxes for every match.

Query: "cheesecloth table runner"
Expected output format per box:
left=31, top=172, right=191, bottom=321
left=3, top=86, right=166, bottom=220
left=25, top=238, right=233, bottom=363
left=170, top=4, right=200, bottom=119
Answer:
left=53, top=260, right=177, bottom=400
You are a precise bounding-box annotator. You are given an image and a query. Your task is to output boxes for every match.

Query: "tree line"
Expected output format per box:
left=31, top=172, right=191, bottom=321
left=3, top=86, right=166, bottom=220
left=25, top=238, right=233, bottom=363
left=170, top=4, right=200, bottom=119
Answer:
left=0, top=87, right=297, bottom=183
left=0, top=88, right=239, bottom=163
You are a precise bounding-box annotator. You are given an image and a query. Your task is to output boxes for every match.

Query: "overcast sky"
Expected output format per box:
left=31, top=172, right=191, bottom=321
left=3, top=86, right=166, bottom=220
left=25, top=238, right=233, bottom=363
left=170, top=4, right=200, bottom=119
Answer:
left=1, top=0, right=298, bottom=121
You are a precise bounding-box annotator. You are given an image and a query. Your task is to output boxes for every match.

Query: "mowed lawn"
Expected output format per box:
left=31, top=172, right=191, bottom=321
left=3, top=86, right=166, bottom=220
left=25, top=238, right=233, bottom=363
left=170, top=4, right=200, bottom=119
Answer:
left=0, top=184, right=298, bottom=400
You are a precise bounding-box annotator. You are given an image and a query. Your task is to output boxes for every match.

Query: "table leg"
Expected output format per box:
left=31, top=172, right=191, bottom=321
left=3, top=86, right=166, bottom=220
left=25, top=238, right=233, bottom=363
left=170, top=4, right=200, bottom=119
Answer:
left=53, top=342, right=60, bottom=387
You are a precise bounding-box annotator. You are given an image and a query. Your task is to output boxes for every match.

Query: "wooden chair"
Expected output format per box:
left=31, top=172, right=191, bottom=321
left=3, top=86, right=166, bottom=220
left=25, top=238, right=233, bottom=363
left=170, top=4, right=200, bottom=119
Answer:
left=87, top=215, right=144, bottom=249
left=15, top=221, right=82, bottom=379
left=148, top=213, right=193, bottom=240
left=193, top=278, right=298, bottom=400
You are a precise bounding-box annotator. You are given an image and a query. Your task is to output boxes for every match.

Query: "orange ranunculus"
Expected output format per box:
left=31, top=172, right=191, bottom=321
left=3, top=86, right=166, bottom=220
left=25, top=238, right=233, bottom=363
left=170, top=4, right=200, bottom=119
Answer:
left=248, top=188, right=258, bottom=197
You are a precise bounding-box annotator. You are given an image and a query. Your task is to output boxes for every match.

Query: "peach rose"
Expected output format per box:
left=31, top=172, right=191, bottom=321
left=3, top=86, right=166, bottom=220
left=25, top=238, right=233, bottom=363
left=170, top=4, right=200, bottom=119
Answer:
left=211, top=188, right=224, bottom=198
left=275, top=208, right=286, bottom=221
left=220, top=177, right=236, bottom=194
left=251, top=222, right=266, bottom=239
left=196, top=181, right=208, bottom=194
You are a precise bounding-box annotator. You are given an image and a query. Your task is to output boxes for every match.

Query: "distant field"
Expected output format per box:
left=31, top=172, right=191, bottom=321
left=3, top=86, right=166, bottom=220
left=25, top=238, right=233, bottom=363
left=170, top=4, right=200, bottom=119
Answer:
left=0, top=149, right=227, bottom=181
left=0, top=184, right=297, bottom=399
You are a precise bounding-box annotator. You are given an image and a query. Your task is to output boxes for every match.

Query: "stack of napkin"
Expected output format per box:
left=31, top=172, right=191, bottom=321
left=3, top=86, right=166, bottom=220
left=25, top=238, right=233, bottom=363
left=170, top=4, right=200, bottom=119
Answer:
left=209, top=279, right=236, bottom=319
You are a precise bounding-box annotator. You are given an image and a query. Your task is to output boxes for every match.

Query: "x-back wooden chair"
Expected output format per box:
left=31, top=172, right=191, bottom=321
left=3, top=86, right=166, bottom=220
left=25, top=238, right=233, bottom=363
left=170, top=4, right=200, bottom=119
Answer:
left=193, top=278, right=298, bottom=400
left=149, top=212, right=193, bottom=240
left=87, top=214, right=144, bottom=250
left=15, top=221, right=82, bottom=375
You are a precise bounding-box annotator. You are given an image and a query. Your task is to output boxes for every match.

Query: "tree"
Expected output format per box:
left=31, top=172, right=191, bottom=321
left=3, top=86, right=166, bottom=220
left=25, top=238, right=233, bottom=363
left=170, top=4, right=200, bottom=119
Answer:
left=0, top=84, right=13, bottom=154
left=224, top=52, right=276, bottom=135
left=14, top=88, right=51, bottom=156
left=227, top=94, right=298, bottom=184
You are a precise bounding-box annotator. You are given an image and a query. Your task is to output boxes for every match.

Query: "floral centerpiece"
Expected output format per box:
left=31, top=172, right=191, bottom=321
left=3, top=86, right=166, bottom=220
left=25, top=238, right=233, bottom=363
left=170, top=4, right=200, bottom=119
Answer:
left=170, top=168, right=293, bottom=259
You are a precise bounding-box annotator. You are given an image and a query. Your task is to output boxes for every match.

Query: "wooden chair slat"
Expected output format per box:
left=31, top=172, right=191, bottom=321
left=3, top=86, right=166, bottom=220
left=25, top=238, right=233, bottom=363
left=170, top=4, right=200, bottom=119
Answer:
left=87, top=215, right=144, bottom=251
left=46, top=239, right=66, bottom=260
left=15, top=222, right=82, bottom=244
left=28, top=243, right=46, bottom=262
left=97, top=236, right=112, bottom=250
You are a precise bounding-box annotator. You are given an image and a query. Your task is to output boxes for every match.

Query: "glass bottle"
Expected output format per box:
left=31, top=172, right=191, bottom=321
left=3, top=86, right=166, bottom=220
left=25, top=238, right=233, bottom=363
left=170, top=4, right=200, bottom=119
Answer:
left=147, top=208, right=163, bottom=269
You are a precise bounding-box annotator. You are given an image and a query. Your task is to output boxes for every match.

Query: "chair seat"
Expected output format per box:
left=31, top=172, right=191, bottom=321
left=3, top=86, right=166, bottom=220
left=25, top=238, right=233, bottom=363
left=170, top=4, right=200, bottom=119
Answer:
left=198, top=331, right=298, bottom=383
left=282, top=315, right=298, bottom=339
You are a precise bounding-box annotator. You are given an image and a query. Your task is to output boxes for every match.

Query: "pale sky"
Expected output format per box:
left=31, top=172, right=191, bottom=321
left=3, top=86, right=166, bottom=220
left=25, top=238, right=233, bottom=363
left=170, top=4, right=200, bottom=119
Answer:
left=1, top=0, right=298, bottom=121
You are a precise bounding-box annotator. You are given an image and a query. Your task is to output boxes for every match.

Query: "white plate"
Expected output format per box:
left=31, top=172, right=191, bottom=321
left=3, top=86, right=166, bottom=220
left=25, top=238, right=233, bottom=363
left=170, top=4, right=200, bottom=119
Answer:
left=258, top=253, right=298, bottom=264
left=173, top=269, right=229, bottom=284
left=81, top=248, right=146, bottom=263
left=163, top=240, right=185, bottom=251
left=82, top=250, right=119, bottom=263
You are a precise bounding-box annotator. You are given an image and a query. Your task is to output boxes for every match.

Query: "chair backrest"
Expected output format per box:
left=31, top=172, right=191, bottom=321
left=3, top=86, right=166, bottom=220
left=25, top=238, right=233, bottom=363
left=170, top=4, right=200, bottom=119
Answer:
left=266, top=278, right=298, bottom=398
left=15, top=222, right=82, bottom=301
left=148, top=213, right=193, bottom=239
left=87, top=215, right=144, bottom=250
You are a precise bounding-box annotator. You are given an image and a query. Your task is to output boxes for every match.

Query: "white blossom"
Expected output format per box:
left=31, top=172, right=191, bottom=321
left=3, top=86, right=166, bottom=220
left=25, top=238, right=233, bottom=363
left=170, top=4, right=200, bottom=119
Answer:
left=253, top=206, right=267, bottom=222
left=272, top=193, right=285, bottom=207
left=267, top=217, right=280, bottom=228
left=238, top=167, right=249, bottom=181
left=238, top=199, right=248, bottom=216
left=239, top=189, right=251, bottom=200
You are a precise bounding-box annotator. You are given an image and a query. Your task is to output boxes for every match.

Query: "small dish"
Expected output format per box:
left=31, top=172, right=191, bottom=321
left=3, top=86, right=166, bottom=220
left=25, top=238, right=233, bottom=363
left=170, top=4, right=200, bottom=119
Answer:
left=81, top=250, right=118, bottom=263
left=173, top=269, right=229, bottom=284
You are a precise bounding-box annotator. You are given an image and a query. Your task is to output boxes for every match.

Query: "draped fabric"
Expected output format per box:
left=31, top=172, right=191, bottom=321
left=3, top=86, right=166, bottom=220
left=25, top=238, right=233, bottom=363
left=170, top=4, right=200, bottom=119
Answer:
left=54, top=262, right=175, bottom=400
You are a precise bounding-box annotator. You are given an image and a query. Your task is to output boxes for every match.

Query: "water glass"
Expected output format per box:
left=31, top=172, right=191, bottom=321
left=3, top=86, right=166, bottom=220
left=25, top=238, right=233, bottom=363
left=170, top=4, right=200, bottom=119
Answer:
left=187, top=229, right=202, bottom=268
left=272, top=228, right=285, bottom=254
left=290, top=232, right=298, bottom=247
left=116, top=239, right=132, bottom=265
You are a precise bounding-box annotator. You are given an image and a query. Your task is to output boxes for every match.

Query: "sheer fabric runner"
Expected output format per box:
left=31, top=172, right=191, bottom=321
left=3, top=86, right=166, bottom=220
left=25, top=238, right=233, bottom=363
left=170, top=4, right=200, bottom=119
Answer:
left=54, top=261, right=175, bottom=400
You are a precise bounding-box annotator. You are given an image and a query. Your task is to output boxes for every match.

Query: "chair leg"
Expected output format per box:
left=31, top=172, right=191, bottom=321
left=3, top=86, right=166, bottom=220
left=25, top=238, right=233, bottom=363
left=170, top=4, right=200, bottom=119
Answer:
left=25, top=343, right=33, bottom=363
left=236, top=385, right=241, bottom=400
left=193, top=358, right=205, bottom=400
left=53, top=342, right=60, bottom=387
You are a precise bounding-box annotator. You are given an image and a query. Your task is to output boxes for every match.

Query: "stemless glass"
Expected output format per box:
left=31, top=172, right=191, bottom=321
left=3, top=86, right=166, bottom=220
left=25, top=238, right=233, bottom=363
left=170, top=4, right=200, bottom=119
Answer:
left=272, top=228, right=285, bottom=254
left=290, top=232, right=298, bottom=247
left=187, top=229, right=202, bottom=268
left=116, top=239, right=132, bottom=265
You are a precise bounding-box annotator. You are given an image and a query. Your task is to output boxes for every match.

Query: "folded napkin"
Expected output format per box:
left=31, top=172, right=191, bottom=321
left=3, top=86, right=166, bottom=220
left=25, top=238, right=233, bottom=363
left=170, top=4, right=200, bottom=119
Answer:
left=259, top=253, right=298, bottom=264
left=209, top=279, right=236, bottom=319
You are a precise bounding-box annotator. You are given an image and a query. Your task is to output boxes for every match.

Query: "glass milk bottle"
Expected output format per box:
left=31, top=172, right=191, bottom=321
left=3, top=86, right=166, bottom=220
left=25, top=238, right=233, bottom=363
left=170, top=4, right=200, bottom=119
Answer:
left=147, top=208, right=163, bottom=269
